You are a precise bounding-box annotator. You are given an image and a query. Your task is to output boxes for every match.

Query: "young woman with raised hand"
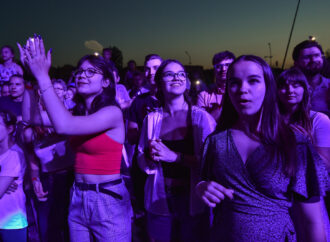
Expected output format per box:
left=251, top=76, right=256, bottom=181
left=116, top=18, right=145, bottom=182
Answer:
left=137, top=59, right=216, bottom=242
left=0, top=110, right=27, bottom=242
left=196, top=55, right=328, bottom=241
left=18, top=36, right=131, bottom=242
left=277, top=67, right=330, bottom=240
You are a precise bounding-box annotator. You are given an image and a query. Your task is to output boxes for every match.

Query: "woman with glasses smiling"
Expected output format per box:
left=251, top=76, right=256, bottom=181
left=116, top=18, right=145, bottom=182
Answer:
left=18, top=36, right=131, bottom=242
left=137, top=59, right=216, bottom=241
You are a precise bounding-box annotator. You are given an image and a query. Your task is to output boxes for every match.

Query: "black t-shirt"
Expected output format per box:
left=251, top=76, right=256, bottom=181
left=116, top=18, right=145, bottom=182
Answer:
left=0, top=96, right=22, bottom=117
left=127, top=92, right=160, bottom=129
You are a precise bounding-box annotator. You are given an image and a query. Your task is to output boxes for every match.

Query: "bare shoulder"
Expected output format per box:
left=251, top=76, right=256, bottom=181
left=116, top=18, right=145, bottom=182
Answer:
left=101, top=106, right=125, bottom=143
left=60, top=105, right=124, bottom=136
left=95, top=105, right=123, bottom=125
left=99, top=105, right=122, bottom=115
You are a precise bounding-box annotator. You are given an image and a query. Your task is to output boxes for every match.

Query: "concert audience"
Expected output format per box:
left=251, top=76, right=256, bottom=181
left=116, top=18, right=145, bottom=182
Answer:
left=128, top=71, right=149, bottom=99
left=196, top=55, right=328, bottom=241
left=65, top=82, right=77, bottom=110
left=0, top=110, right=28, bottom=242
left=137, top=59, right=215, bottom=241
left=18, top=37, right=132, bottom=241
left=102, top=48, right=112, bottom=63
left=277, top=67, right=330, bottom=240
left=0, top=75, right=26, bottom=120
left=124, top=60, right=137, bottom=88
left=126, top=54, right=163, bottom=242
left=23, top=81, right=75, bottom=242
left=0, top=35, right=327, bottom=242
left=0, top=45, right=23, bottom=84
left=197, top=51, right=235, bottom=121
left=127, top=54, right=163, bottom=137
left=112, top=65, right=132, bottom=110
left=0, top=83, right=10, bottom=97
left=293, top=40, right=330, bottom=116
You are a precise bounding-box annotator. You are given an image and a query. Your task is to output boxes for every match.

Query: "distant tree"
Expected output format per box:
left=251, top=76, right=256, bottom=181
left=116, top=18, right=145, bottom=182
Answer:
left=105, top=45, right=123, bottom=71
left=325, top=49, right=330, bottom=58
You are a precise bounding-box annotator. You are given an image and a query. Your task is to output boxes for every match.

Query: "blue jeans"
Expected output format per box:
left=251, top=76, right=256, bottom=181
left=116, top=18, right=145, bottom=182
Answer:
left=0, top=228, right=27, bottom=242
left=35, top=171, right=73, bottom=242
left=68, top=180, right=132, bottom=242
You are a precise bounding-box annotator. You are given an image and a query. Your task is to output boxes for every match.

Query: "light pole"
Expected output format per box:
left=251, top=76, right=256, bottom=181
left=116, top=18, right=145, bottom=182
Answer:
left=309, top=35, right=316, bottom=41
left=264, top=42, right=273, bottom=67
left=185, top=51, right=192, bottom=65
left=281, top=0, right=301, bottom=70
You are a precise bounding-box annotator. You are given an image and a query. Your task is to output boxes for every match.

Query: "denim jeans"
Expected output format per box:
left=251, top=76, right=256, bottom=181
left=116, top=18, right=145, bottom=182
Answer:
left=35, top=171, right=73, bottom=242
left=68, top=180, right=132, bottom=242
left=0, top=228, right=27, bottom=242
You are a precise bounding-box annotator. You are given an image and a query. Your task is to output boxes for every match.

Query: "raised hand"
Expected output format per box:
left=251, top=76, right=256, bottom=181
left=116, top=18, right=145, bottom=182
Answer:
left=17, top=35, right=52, bottom=81
left=196, top=181, right=234, bottom=207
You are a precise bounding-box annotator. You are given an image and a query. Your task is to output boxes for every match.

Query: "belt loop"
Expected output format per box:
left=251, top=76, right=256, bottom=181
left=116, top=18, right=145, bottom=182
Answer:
left=96, top=183, right=99, bottom=193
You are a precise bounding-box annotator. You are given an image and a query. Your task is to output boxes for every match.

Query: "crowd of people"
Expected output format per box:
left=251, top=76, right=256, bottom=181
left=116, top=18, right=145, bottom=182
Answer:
left=0, top=35, right=329, bottom=242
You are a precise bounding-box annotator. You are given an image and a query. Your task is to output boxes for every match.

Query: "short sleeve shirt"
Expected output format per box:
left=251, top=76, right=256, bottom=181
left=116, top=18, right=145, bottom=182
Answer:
left=309, top=76, right=330, bottom=116
left=0, top=147, right=27, bottom=229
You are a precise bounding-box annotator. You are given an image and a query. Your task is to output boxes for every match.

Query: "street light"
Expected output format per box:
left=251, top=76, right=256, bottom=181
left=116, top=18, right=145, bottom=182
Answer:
left=264, top=43, right=273, bottom=67
left=309, top=35, right=316, bottom=41
left=185, top=51, right=192, bottom=65
left=281, top=0, right=301, bottom=70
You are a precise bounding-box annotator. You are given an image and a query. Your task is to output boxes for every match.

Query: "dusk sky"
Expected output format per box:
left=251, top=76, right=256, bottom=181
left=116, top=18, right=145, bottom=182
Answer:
left=1, top=0, right=329, bottom=69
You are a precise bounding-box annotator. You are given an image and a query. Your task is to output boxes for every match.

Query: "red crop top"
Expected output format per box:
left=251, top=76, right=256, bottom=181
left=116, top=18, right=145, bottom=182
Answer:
left=70, top=133, right=122, bottom=175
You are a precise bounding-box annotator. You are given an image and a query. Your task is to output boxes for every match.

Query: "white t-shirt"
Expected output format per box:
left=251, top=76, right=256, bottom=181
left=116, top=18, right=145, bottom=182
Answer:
left=0, top=145, right=27, bottom=229
left=311, top=111, right=330, bottom=147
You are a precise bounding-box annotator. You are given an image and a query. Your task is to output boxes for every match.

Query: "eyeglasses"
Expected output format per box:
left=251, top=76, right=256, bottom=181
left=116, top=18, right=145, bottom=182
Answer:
left=214, top=63, right=231, bottom=70
left=73, top=68, right=103, bottom=78
left=162, top=71, right=187, bottom=82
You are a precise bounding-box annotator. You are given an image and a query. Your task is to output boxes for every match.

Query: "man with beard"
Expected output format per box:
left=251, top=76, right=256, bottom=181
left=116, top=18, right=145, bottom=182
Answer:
left=197, top=51, right=235, bottom=121
left=293, top=40, right=330, bottom=116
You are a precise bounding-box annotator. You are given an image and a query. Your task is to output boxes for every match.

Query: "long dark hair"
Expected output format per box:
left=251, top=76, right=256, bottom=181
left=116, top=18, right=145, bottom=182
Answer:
left=72, top=55, right=118, bottom=116
left=154, top=59, right=191, bottom=107
left=218, top=55, right=297, bottom=177
left=277, top=67, right=312, bottom=138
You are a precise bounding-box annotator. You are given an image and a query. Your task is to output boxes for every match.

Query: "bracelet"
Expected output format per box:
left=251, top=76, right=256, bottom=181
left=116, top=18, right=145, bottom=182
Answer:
left=40, top=85, right=53, bottom=95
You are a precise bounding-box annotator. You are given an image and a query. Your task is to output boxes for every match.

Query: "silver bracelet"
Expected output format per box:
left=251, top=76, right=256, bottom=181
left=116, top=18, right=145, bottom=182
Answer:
left=40, top=85, right=53, bottom=95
